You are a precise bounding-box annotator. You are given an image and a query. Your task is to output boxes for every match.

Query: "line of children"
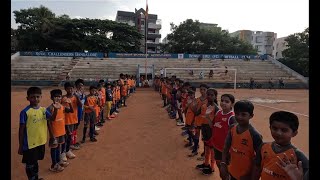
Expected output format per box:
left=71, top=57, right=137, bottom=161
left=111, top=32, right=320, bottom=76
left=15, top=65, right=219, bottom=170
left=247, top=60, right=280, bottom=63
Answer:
left=154, top=79, right=309, bottom=179
left=18, top=74, right=137, bottom=179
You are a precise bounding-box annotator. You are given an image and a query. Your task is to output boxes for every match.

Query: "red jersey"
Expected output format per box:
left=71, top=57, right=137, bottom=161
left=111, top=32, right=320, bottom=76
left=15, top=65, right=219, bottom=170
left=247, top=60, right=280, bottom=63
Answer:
left=212, top=110, right=235, bottom=151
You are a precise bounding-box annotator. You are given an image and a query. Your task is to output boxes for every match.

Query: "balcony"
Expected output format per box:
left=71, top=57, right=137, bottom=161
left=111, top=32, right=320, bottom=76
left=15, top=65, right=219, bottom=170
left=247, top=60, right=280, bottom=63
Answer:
left=146, top=42, right=160, bottom=48
left=147, top=33, right=161, bottom=39
left=148, top=23, right=161, bottom=29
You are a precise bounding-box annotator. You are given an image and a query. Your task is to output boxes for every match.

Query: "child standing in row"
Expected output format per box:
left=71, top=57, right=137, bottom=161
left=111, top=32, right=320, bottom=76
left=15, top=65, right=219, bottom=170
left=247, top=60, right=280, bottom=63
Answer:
left=210, top=94, right=236, bottom=177
left=252, top=111, right=309, bottom=180
left=82, top=86, right=99, bottom=143
left=61, top=82, right=82, bottom=161
left=47, top=89, right=73, bottom=172
left=195, top=88, right=219, bottom=175
left=18, top=87, right=52, bottom=180
left=220, top=100, right=263, bottom=180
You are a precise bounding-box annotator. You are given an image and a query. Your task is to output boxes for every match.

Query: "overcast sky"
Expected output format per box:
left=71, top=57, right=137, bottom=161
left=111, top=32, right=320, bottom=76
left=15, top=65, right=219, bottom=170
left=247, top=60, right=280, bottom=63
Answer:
left=11, top=0, right=308, bottom=39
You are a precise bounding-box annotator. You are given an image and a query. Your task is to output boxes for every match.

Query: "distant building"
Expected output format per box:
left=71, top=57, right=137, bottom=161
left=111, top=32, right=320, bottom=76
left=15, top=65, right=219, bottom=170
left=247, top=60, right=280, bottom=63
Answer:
left=162, top=36, right=169, bottom=44
left=115, top=8, right=161, bottom=53
left=272, top=37, right=288, bottom=60
left=230, top=30, right=277, bottom=55
left=199, top=23, right=222, bottom=31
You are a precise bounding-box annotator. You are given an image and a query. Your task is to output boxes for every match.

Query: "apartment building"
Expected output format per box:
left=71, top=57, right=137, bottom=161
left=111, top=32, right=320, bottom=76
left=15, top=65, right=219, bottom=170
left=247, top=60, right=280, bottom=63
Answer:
left=116, top=8, right=161, bottom=53
left=230, top=30, right=277, bottom=55
left=272, top=37, right=288, bottom=60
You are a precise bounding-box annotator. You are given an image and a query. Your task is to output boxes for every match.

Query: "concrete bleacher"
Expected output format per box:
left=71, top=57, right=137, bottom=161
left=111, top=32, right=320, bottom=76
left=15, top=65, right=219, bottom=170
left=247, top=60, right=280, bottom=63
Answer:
left=11, top=56, right=77, bottom=85
left=11, top=56, right=307, bottom=88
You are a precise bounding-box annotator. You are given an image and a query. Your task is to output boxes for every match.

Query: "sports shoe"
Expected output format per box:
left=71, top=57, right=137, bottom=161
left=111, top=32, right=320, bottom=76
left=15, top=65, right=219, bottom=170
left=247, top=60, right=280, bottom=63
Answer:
left=90, top=137, right=97, bottom=142
left=70, top=144, right=80, bottom=150
left=202, top=166, right=214, bottom=175
left=181, top=131, right=188, bottom=136
left=195, top=163, right=207, bottom=170
left=95, top=126, right=100, bottom=131
left=176, top=121, right=185, bottom=126
left=49, top=164, right=64, bottom=172
left=59, top=160, right=70, bottom=167
left=60, top=152, right=67, bottom=162
left=94, top=130, right=99, bottom=135
left=181, top=127, right=187, bottom=130
left=96, top=122, right=103, bottom=127
left=75, top=142, right=81, bottom=146
left=66, top=150, right=76, bottom=159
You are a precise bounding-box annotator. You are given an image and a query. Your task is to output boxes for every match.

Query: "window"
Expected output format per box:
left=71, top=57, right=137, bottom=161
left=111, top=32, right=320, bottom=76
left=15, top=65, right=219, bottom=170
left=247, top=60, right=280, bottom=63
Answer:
left=141, top=21, right=144, bottom=25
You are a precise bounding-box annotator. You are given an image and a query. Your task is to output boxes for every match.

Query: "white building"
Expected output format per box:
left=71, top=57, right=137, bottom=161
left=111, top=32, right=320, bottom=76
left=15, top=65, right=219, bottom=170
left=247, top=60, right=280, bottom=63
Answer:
left=230, top=30, right=277, bottom=55
left=272, top=37, right=288, bottom=60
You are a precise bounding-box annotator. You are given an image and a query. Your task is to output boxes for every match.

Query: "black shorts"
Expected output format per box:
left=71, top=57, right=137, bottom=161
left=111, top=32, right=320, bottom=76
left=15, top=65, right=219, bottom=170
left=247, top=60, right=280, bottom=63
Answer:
left=22, top=144, right=45, bottom=164
left=65, top=124, right=76, bottom=135
left=84, top=111, right=96, bottom=126
left=201, top=124, right=212, bottom=141
left=49, top=135, right=65, bottom=147
left=213, top=147, right=222, bottom=160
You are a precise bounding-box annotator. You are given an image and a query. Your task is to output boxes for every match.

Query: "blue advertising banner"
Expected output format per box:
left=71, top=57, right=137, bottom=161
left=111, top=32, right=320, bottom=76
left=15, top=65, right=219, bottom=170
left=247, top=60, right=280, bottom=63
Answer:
left=108, top=52, right=267, bottom=60
left=185, top=54, right=266, bottom=60
left=20, top=51, right=104, bottom=58
left=108, top=53, right=178, bottom=58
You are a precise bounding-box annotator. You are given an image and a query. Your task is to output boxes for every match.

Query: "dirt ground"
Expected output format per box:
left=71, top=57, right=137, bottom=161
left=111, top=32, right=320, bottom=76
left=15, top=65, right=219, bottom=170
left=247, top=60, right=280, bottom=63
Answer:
left=11, top=87, right=308, bottom=180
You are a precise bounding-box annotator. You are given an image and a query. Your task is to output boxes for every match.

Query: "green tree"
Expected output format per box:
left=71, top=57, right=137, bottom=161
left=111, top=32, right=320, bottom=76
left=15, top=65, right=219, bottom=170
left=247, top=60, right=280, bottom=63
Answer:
left=13, top=6, right=143, bottom=53
left=165, top=19, right=257, bottom=54
left=279, top=27, right=309, bottom=76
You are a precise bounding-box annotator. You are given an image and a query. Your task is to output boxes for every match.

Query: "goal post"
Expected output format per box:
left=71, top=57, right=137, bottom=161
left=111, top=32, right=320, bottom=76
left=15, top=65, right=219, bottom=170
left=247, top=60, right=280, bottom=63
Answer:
left=164, top=67, right=237, bottom=91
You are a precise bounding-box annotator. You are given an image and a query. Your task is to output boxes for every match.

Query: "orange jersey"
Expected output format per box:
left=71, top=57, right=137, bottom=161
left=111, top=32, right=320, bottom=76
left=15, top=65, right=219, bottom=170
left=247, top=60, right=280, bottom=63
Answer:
left=85, top=95, right=98, bottom=113
left=121, top=85, right=128, bottom=96
left=194, top=97, right=208, bottom=127
left=100, top=87, right=106, bottom=106
left=49, top=105, right=66, bottom=137
left=185, top=102, right=195, bottom=126
left=228, top=125, right=255, bottom=179
left=62, top=96, right=78, bottom=125
left=260, top=143, right=297, bottom=180
left=199, top=103, right=219, bottom=125
left=116, top=86, right=121, bottom=100
left=161, top=83, right=167, bottom=95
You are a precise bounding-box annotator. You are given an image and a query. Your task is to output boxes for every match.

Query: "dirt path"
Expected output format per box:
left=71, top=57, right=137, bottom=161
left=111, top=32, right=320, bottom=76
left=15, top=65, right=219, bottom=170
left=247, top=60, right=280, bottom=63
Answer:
left=12, top=88, right=216, bottom=180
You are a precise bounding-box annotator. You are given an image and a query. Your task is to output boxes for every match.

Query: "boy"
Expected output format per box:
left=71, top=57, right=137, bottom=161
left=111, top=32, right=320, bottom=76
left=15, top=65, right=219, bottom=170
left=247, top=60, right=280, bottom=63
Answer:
left=189, top=84, right=208, bottom=157
left=252, top=111, right=309, bottom=180
left=220, top=100, right=263, bottom=180
left=18, top=87, right=52, bottom=180
left=98, top=80, right=106, bottom=123
left=121, top=80, right=128, bottom=107
left=73, top=79, right=86, bottom=149
left=61, top=82, right=82, bottom=160
left=47, top=89, right=73, bottom=172
left=82, top=85, right=99, bottom=143
left=105, top=82, right=114, bottom=120
left=183, top=88, right=196, bottom=148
